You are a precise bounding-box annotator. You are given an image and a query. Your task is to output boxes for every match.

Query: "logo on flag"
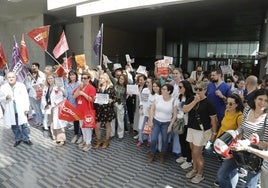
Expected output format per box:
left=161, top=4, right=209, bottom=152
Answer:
left=58, top=100, right=84, bottom=121
left=9, top=36, right=28, bottom=82
left=53, top=30, right=69, bottom=59
left=27, top=25, right=50, bottom=51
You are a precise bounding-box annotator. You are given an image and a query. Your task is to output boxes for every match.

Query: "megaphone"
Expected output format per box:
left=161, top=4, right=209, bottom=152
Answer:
left=214, top=130, right=239, bottom=158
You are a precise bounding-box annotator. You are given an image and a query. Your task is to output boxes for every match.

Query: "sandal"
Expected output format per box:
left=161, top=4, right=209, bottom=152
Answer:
left=191, top=174, right=204, bottom=184
left=186, top=169, right=197, bottom=179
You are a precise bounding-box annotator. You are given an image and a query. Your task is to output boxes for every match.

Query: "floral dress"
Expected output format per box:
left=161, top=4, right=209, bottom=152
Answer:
left=95, top=86, right=117, bottom=122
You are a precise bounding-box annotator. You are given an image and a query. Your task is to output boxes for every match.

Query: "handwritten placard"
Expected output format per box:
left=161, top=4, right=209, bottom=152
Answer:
left=94, top=93, right=109, bottom=104
left=126, top=84, right=139, bottom=95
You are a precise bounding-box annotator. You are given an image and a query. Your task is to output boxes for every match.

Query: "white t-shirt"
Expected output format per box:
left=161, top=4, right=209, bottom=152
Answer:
left=154, top=95, right=175, bottom=122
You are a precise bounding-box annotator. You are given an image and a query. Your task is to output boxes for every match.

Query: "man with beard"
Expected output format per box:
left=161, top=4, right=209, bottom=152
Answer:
left=206, top=69, right=232, bottom=126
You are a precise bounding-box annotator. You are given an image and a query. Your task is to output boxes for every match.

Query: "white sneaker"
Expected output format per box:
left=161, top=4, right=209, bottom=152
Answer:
left=76, top=136, right=83, bottom=144
left=71, top=135, right=78, bottom=144
left=180, top=161, right=192, bottom=169
left=133, top=134, right=139, bottom=139
left=176, top=157, right=186, bottom=164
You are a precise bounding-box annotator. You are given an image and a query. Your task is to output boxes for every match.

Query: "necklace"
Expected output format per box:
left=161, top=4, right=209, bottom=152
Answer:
left=253, top=110, right=263, bottom=119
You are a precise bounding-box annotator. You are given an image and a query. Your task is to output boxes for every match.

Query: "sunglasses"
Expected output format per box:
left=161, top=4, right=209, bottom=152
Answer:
left=194, top=87, right=203, bottom=91
left=179, top=86, right=183, bottom=89
left=225, top=102, right=235, bottom=106
left=226, top=80, right=232, bottom=83
left=81, top=77, right=89, bottom=80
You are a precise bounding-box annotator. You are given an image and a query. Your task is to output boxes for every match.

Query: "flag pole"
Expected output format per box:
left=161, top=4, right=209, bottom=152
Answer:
left=99, top=23, right=104, bottom=66
left=45, top=50, right=68, bottom=73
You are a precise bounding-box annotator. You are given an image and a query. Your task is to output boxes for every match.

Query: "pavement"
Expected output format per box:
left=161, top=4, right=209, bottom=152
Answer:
left=0, top=118, right=246, bottom=188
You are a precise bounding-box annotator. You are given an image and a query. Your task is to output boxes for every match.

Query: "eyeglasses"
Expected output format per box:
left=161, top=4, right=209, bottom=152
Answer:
left=194, top=87, right=203, bottom=91
left=225, top=102, right=235, bottom=106
left=81, top=77, right=89, bottom=80
left=179, top=86, right=183, bottom=89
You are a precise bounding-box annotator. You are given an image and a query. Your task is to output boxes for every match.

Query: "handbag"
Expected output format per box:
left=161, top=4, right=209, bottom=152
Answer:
left=232, top=145, right=263, bottom=173
left=142, top=121, right=152, bottom=134
left=173, top=118, right=185, bottom=135
left=82, top=110, right=96, bottom=128
left=233, top=113, right=267, bottom=173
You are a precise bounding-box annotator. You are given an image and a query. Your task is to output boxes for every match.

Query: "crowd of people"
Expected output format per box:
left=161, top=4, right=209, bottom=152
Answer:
left=0, top=61, right=267, bottom=186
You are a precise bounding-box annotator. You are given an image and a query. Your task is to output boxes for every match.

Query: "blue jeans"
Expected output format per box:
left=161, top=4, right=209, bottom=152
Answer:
left=29, top=97, right=43, bottom=124
left=217, top=158, right=261, bottom=188
left=150, top=118, right=170, bottom=153
left=11, top=114, right=29, bottom=142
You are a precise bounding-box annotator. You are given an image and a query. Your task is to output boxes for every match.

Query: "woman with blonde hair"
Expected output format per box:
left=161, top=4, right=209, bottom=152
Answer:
left=41, top=73, right=67, bottom=146
left=94, top=73, right=117, bottom=149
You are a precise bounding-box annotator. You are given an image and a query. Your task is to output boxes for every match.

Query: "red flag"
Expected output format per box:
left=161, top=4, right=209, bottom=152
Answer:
left=20, top=34, right=29, bottom=64
left=0, top=43, right=7, bottom=69
left=53, top=31, right=69, bottom=59
left=58, top=100, right=84, bottom=121
left=54, top=56, right=72, bottom=77
left=27, top=25, right=50, bottom=51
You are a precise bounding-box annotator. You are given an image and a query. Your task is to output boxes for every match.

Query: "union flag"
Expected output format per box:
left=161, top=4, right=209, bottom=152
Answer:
left=27, top=25, right=50, bottom=51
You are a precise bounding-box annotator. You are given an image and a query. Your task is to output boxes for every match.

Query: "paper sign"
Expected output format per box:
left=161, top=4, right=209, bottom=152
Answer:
left=220, top=65, right=232, bottom=75
left=94, top=93, right=109, bottom=104
left=136, top=65, right=147, bottom=75
left=55, top=77, right=64, bottom=87
left=113, top=63, right=122, bottom=70
left=164, top=56, right=173, bottom=65
left=103, top=54, right=112, bottom=64
left=155, top=60, right=169, bottom=78
left=125, top=54, right=131, bottom=62
left=126, top=84, right=139, bottom=95
left=75, top=54, right=86, bottom=68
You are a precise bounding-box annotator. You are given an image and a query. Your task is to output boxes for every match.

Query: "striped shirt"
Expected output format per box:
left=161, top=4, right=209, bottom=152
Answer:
left=238, top=107, right=268, bottom=141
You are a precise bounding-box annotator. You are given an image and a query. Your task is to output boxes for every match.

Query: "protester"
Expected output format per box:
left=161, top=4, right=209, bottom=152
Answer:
left=148, top=84, right=177, bottom=164
left=183, top=81, right=218, bottom=184
left=65, top=70, right=81, bottom=144
left=133, top=74, right=147, bottom=139
left=42, top=73, right=66, bottom=146
left=175, top=80, right=194, bottom=170
left=94, top=73, right=116, bottom=149
left=207, top=69, right=232, bottom=125
left=73, top=71, right=96, bottom=151
left=217, top=88, right=268, bottom=188
left=1, top=72, right=33, bottom=147
left=25, top=70, right=44, bottom=126
left=216, top=94, right=244, bottom=138
left=136, top=77, right=152, bottom=146
left=104, top=61, right=128, bottom=140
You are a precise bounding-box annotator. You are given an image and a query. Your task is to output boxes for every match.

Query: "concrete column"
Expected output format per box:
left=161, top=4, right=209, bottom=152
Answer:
left=259, top=9, right=268, bottom=77
left=155, top=27, right=165, bottom=59
left=83, top=15, right=99, bottom=68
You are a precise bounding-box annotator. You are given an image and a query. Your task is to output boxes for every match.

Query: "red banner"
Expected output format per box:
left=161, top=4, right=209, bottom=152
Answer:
left=20, top=34, right=29, bottom=64
left=53, top=30, right=69, bottom=59
left=27, top=25, right=50, bottom=51
left=58, top=100, right=84, bottom=121
left=54, top=56, right=72, bottom=77
left=0, top=43, right=7, bottom=69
